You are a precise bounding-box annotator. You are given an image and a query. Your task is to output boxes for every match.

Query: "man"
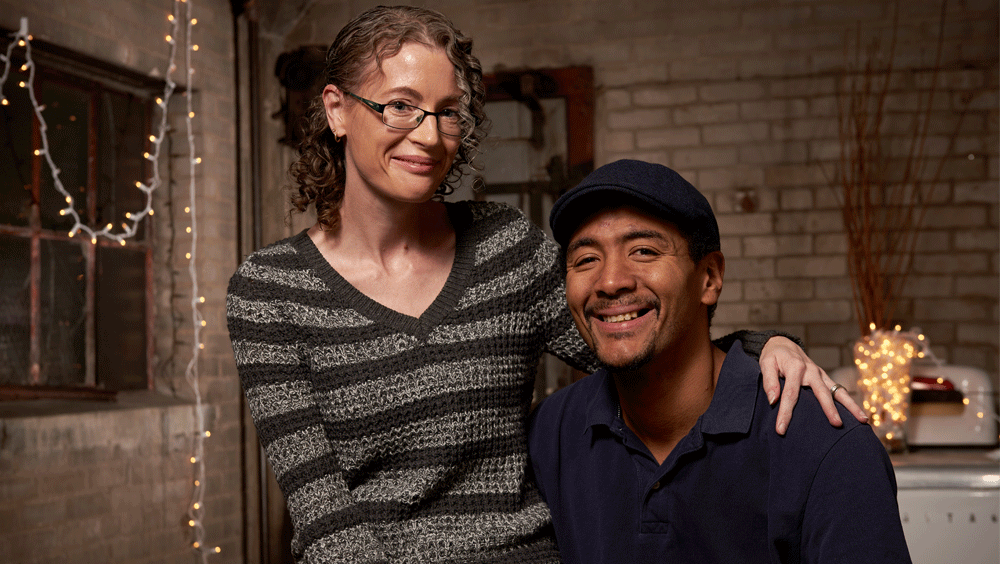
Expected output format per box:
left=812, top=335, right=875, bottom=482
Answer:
left=528, top=160, right=910, bottom=563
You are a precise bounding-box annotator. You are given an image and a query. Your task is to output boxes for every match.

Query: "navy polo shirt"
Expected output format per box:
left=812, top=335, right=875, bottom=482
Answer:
left=528, top=342, right=911, bottom=564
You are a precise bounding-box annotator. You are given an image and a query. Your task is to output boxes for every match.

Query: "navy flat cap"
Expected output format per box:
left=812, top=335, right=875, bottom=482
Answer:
left=548, top=159, right=720, bottom=250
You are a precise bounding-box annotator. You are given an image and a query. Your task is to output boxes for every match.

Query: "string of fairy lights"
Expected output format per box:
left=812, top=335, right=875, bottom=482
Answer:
left=1, top=3, right=217, bottom=559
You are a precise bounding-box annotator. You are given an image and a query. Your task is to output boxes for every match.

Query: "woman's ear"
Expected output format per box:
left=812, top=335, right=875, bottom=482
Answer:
left=322, top=84, right=345, bottom=137
left=700, top=251, right=725, bottom=307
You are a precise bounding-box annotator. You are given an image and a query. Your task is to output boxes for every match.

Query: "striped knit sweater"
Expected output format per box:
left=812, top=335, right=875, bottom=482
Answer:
left=227, top=201, right=593, bottom=563
left=226, top=200, right=776, bottom=563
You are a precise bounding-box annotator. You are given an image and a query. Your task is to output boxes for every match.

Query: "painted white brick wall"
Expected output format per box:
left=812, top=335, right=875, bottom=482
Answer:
left=278, top=0, right=998, bottom=386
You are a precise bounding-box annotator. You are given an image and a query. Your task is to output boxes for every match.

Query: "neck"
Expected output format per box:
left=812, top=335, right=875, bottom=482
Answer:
left=321, top=187, right=451, bottom=264
left=614, top=337, right=726, bottom=465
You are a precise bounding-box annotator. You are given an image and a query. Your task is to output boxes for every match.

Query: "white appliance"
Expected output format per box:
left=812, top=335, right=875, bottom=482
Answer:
left=831, top=363, right=1000, bottom=564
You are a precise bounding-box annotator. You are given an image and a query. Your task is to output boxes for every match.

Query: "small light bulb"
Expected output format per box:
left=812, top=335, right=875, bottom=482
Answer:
left=201, top=320, right=207, bottom=327
left=188, top=111, right=195, bottom=118
left=186, top=227, right=192, bottom=233
left=188, top=520, right=195, bottom=527
left=193, top=502, right=200, bottom=510
left=204, top=430, right=211, bottom=437
left=191, top=18, right=198, bottom=24
left=190, top=456, right=197, bottom=464
left=199, top=296, right=205, bottom=303
left=186, top=252, right=192, bottom=259
left=192, top=45, right=199, bottom=51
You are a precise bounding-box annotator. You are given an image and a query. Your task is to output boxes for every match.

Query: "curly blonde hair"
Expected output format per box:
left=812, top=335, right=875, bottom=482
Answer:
left=288, top=5, right=489, bottom=230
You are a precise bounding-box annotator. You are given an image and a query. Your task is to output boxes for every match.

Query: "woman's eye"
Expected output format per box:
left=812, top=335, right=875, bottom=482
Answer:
left=439, top=108, right=460, bottom=120
left=386, top=102, right=413, bottom=114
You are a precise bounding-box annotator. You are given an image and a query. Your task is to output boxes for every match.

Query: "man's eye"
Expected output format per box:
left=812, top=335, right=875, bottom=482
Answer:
left=571, top=256, right=598, bottom=268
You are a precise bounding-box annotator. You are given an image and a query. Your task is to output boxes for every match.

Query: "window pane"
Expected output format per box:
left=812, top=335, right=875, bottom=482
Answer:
left=0, top=69, right=33, bottom=227
left=97, top=90, right=149, bottom=240
left=39, top=80, right=90, bottom=232
left=96, top=246, right=147, bottom=390
left=0, top=235, right=32, bottom=384
left=39, top=238, right=87, bottom=386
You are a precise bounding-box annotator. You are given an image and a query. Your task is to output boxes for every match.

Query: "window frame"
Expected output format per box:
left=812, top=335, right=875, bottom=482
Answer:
left=0, top=30, right=168, bottom=401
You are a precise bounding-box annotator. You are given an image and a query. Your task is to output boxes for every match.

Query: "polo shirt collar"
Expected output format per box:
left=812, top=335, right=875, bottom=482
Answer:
left=699, top=342, right=759, bottom=435
left=584, top=368, right=620, bottom=434
left=583, top=341, right=759, bottom=437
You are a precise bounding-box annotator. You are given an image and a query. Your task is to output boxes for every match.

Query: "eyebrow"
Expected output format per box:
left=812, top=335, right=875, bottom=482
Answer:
left=380, top=86, right=462, bottom=106
left=566, top=229, right=669, bottom=256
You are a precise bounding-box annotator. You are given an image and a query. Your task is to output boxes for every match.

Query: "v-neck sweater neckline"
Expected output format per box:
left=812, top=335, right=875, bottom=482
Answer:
left=291, top=201, right=474, bottom=339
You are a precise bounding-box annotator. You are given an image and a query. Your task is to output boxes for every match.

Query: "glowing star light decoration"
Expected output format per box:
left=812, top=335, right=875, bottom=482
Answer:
left=854, top=324, right=927, bottom=452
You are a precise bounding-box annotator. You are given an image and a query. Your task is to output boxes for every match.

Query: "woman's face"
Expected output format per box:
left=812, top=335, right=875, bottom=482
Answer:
left=325, top=42, right=463, bottom=207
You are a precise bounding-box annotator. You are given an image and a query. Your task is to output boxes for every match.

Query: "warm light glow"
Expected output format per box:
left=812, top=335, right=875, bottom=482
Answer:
left=855, top=327, right=918, bottom=449
left=963, top=398, right=970, bottom=405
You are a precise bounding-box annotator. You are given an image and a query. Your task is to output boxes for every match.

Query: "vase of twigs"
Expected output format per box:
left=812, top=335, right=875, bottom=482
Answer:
left=836, top=0, right=972, bottom=452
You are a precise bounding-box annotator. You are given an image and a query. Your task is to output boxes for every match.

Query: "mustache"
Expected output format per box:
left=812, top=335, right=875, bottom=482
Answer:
left=583, top=296, right=660, bottom=318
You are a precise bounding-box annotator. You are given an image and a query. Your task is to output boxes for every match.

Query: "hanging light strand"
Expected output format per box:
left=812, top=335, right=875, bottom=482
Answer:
left=178, top=0, right=216, bottom=559
left=0, top=15, right=178, bottom=244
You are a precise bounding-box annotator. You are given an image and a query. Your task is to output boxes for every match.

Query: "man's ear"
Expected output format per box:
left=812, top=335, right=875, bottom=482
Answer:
left=700, top=251, right=725, bottom=307
left=322, top=84, right=346, bottom=137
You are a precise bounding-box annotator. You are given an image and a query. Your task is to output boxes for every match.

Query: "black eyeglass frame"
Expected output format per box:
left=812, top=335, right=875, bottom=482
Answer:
left=344, top=91, right=464, bottom=137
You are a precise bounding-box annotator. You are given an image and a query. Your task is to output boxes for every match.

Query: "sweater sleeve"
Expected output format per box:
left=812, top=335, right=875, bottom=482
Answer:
left=533, top=232, right=601, bottom=373
left=713, top=329, right=804, bottom=360
left=227, top=267, right=390, bottom=564
left=800, top=427, right=912, bottom=563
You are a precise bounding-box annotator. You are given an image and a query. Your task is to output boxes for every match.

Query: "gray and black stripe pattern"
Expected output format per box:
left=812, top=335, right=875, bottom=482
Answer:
left=227, top=201, right=595, bottom=563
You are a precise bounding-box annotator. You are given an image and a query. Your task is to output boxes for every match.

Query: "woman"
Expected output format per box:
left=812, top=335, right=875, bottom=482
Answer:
left=227, top=6, right=864, bottom=563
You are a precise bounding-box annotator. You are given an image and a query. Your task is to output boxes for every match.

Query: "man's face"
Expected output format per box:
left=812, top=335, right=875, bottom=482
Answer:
left=564, top=206, right=722, bottom=372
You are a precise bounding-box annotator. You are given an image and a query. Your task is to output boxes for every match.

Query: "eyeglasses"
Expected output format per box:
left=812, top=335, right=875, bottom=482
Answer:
left=345, top=91, right=464, bottom=137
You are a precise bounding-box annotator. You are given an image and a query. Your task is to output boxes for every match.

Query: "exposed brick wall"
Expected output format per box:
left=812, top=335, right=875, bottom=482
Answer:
left=273, top=0, right=997, bottom=387
left=0, top=0, right=245, bottom=562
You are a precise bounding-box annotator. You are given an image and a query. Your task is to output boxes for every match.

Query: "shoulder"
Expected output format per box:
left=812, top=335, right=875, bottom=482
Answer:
left=530, top=373, right=603, bottom=438
left=452, top=200, right=559, bottom=272
left=764, top=383, right=876, bottom=465
left=227, top=230, right=327, bottom=305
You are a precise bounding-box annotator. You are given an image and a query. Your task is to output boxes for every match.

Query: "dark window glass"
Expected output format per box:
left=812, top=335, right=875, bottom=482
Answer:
left=0, top=235, right=32, bottom=384
left=0, top=46, right=157, bottom=398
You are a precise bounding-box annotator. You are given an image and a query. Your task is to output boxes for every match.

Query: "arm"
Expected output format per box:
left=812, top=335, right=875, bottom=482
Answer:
left=801, top=427, right=912, bottom=563
left=228, top=280, right=390, bottom=563
left=716, top=330, right=867, bottom=434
